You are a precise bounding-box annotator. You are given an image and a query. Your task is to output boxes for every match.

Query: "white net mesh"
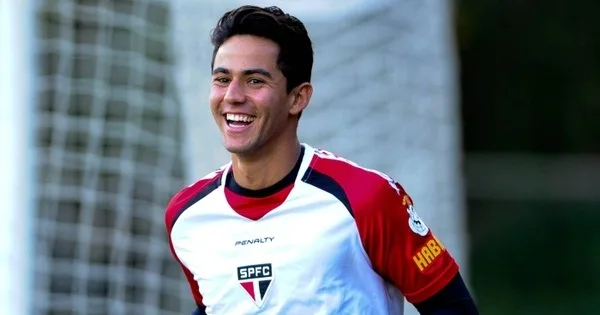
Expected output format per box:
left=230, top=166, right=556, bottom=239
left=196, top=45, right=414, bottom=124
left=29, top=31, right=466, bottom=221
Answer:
left=36, top=0, right=189, bottom=314
left=173, top=1, right=466, bottom=314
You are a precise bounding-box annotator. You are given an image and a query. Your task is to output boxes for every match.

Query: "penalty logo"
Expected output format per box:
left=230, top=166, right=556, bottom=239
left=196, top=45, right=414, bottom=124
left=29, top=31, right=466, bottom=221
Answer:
left=237, top=263, right=274, bottom=307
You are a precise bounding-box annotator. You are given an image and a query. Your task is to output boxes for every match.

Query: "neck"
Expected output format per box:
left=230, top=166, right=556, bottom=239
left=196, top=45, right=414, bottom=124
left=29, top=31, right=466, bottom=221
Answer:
left=231, top=137, right=302, bottom=190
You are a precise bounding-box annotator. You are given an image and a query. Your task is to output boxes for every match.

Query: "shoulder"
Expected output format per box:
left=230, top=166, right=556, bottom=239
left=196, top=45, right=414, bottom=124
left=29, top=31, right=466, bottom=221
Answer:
left=164, top=165, right=227, bottom=231
left=308, top=148, right=408, bottom=211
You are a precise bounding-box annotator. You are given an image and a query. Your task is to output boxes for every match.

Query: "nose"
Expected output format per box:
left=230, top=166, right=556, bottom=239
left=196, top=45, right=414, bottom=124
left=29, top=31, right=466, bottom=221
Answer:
left=223, top=79, right=245, bottom=105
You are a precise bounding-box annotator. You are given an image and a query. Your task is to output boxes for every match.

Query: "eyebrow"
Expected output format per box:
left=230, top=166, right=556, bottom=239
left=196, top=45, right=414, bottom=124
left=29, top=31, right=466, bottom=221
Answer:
left=212, top=67, right=273, bottom=79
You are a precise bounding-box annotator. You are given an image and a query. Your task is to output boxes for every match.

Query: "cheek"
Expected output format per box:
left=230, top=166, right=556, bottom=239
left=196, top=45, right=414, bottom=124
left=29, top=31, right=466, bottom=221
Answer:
left=209, top=89, right=223, bottom=113
left=272, top=95, right=292, bottom=117
left=254, top=93, right=287, bottom=116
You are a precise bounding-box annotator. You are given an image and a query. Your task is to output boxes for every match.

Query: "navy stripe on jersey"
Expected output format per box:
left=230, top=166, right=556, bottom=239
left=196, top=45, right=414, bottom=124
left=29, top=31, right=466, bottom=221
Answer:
left=302, top=168, right=353, bottom=216
left=170, top=178, right=221, bottom=230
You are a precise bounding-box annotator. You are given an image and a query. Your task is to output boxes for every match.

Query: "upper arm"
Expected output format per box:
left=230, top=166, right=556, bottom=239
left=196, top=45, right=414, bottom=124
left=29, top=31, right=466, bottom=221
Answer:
left=355, top=179, right=459, bottom=304
left=167, top=234, right=205, bottom=308
left=165, top=188, right=205, bottom=309
left=163, top=171, right=224, bottom=309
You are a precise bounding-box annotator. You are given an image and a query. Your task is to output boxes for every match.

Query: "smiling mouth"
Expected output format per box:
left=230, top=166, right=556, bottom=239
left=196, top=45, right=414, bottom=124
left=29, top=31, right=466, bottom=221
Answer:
left=225, top=113, right=255, bottom=128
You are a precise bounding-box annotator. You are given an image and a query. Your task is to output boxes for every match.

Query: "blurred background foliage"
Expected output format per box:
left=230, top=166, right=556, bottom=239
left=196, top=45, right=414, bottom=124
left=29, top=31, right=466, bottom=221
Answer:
left=456, top=1, right=600, bottom=314
left=458, top=0, right=600, bottom=154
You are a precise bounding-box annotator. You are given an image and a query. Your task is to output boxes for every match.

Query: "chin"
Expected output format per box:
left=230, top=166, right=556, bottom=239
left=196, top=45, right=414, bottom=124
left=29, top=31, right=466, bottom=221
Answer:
left=223, top=140, right=257, bottom=155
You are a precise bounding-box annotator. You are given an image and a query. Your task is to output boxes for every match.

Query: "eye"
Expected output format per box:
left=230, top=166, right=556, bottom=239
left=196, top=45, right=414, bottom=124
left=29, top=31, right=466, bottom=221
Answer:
left=248, top=78, right=264, bottom=85
left=214, top=77, right=230, bottom=84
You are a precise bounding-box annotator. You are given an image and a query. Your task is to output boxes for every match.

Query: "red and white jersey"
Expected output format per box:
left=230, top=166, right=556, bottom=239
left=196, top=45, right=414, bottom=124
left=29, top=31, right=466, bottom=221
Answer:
left=165, top=144, right=459, bottom=315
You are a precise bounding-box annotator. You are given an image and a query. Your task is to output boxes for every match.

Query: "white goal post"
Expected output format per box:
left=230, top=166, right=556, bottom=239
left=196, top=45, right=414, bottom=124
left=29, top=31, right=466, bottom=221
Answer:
left=0, top=0, right=36, bottom=315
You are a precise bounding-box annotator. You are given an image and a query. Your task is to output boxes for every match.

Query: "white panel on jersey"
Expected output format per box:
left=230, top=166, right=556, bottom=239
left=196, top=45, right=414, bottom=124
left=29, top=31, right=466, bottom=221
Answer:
left=171, top=147, right=405, bottom=314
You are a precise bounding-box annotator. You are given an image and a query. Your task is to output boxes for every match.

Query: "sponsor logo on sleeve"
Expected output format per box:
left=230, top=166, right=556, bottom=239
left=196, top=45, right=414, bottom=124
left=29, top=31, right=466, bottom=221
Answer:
left=412, top=235, right=447, bottom=272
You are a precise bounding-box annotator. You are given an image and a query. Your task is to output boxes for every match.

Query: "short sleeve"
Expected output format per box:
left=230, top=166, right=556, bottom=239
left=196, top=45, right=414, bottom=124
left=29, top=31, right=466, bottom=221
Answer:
left=355, top=180, right=459, bottom=304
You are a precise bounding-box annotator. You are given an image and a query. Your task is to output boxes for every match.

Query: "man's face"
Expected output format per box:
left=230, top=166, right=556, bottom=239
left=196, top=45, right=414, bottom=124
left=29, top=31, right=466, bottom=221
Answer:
left=210, top=35, right=294, bottom=156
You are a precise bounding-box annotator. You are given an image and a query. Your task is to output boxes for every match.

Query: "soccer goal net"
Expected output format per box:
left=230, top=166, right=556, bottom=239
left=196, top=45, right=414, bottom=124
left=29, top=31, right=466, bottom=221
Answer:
left=36, top=1, right=189, bottom=314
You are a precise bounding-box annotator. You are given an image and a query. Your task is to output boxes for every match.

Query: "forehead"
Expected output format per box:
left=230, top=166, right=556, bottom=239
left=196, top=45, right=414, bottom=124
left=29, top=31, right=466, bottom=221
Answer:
left=213, top=35, right=280, bottom=71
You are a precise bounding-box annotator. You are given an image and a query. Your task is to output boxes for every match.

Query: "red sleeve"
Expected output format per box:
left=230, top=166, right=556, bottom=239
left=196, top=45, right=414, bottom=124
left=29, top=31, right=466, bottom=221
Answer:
left=164, top=182, right=210, bottom=309
left=355, top=180, right=459, bottom=304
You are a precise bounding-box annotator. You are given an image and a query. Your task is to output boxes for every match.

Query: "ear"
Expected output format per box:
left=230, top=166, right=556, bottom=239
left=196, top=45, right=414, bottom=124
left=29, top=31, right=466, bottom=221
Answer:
left=288, top=82, right=312, bottom=116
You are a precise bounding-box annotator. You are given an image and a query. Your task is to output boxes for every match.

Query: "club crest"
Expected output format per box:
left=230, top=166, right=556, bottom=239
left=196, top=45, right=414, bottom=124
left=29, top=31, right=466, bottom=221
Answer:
left=237, top=263, right=274, bottom=307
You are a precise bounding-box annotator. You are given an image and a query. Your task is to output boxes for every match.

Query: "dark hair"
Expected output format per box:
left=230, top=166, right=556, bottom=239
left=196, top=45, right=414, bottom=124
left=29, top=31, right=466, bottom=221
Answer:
left=210, top=5, right=314, bottom=94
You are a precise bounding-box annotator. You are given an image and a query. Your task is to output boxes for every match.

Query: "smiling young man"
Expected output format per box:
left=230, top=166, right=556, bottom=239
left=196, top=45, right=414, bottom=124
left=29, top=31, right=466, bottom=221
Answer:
left=165, top=5, right=479, bottom=315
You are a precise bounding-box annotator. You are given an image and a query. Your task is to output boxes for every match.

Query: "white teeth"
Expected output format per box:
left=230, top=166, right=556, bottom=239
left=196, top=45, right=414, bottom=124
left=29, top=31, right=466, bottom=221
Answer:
left=226, top=113, right=255, bottom=122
